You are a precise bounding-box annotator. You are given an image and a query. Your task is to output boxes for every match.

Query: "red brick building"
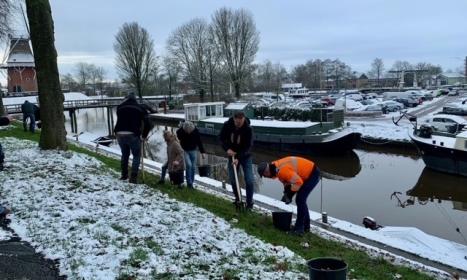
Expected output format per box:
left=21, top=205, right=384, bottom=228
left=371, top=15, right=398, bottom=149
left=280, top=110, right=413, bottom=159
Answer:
left=1, top=37, right=37, bottom=94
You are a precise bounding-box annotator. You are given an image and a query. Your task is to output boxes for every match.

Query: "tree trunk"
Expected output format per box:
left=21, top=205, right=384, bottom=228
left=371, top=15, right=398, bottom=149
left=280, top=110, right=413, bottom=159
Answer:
left=234, top=82, right=240, bottom=99
left=199, top=88, right=205, bottom=102
left=26, top=0, right=67, bottom=150
left=0, top=97, right=5, bottom=116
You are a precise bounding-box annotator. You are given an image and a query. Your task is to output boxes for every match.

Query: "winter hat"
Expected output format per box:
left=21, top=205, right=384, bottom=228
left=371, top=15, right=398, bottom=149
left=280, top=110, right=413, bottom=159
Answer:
left=182, top=121, right=195, bottom=134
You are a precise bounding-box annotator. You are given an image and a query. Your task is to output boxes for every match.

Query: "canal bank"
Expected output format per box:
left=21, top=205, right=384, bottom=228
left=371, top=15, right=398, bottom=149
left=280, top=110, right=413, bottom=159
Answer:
left=65, top=130, right=466, bottom=278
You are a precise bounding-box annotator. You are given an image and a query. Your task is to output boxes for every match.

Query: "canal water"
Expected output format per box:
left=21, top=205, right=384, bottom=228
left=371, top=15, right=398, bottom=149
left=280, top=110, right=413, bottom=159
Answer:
left=65, top=108, right=467, bottom=245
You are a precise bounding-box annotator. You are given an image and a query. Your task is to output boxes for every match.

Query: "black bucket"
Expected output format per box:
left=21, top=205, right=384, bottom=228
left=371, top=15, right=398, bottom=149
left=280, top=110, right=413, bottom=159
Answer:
left=308, top=257, right=347, bottom=280
left=272, top=211, right=292, bottom=231
left=169, top=170, right=184, bottom=185
left=198, top=165, right=211, bottom=177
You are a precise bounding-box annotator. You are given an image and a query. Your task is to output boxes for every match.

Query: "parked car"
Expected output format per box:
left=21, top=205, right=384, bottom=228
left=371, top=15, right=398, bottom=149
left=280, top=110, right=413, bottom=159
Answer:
left=320, top=96, right=335, bottom=106
left=393, top=98, right=418, bottom=108
left=447, top=90, right=460, bottom=96
left=363, top=104, right=384, bottom=112
left=442, top=102, right=467, bottom=115
left=381, top=100, right=404, bottom=112
left=423, top=114, right=467, bottom=133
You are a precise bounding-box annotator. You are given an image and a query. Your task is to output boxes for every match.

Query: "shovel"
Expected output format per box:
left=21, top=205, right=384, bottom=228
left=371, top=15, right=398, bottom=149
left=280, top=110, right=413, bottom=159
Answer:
left=141, top=139, right=146, bottom=183
left=232, top=156, right=246, bottom=212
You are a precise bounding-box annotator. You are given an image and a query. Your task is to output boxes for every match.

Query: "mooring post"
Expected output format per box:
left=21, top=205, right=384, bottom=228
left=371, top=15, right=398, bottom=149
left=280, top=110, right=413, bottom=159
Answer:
left=106, top=107, right=112, bottom=137
left=109, top=106, right=114, bottom=136
left=72, top=110, right=78, bottom=134
left=68, top=110, right=74, bottom=133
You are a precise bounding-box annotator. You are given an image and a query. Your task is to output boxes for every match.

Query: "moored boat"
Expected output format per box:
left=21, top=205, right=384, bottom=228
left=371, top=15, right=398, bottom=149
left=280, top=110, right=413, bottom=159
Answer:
left=184, top=102, right=360, bottom=155
left=409, top=126, right=467, bottom=177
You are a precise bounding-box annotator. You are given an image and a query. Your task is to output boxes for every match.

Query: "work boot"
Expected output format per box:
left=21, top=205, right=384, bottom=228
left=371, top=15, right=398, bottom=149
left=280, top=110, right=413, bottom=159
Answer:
left=119, top=175, right=128, bottom=180
left=129, top=173, right=138, bottom=184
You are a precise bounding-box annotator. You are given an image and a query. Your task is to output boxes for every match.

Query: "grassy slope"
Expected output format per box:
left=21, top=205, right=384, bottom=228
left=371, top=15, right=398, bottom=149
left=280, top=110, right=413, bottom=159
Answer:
left=0, top=124, right=433, bottom=280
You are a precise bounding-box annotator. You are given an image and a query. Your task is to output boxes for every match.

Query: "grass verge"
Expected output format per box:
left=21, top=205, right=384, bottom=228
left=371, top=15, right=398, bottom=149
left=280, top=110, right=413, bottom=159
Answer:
left=0, top=124, right=434, bottom=279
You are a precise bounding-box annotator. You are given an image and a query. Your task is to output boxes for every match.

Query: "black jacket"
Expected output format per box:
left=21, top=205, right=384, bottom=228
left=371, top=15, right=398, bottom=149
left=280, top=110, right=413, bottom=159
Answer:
left=176, top=127, right=205, bottom=153
left=114, top=98, right=151, bottom=138
left=219, top=117, right=253, bottom=159
left=0, top=117, right=10, bottom=126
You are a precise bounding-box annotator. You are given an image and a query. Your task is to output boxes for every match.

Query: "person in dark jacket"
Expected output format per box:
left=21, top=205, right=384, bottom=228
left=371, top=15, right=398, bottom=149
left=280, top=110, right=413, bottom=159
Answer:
left=219, top=111, right=255, bottom=209
left=114, top=93, right=151, bottom=184
left=0, top=115, right=12, bottom=171
left=176, top=121, right=205, bottom=188
left=21, top=100, right=35, bottom=133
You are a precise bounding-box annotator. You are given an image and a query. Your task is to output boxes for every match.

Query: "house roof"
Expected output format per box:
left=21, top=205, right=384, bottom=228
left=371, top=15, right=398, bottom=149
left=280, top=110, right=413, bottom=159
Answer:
left=439, top=72, right=464, bottom=79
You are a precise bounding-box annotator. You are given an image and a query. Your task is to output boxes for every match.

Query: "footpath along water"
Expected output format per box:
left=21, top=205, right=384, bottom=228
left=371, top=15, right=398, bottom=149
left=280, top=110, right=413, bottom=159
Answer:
left=64, top=108, right=467, bottom=246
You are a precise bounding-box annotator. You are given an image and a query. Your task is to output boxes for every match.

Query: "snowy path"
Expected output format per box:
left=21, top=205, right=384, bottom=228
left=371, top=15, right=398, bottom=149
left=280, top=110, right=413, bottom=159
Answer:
left=0, top=138, right=308, bottom=279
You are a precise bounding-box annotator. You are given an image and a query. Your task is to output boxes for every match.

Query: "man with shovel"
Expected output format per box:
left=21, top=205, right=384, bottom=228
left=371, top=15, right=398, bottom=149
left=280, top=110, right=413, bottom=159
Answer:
left=220, top=111, right=254, bottom=210
left=257, top=156, right=321, bottom=235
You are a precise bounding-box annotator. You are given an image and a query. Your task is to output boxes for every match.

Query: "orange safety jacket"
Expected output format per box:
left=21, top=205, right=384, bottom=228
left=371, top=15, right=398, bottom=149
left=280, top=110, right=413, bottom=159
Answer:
left=272, top=156, right=316, bottom=192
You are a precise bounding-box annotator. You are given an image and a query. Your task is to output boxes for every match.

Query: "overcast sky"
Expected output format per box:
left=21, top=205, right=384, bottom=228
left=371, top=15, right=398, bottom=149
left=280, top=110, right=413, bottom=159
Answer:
left=1, top=0, right=467, bottom=84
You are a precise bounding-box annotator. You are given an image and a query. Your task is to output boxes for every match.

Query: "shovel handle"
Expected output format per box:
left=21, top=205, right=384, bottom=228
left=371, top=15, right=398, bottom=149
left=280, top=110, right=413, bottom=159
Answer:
left=231, top=156, right=242, bottom=203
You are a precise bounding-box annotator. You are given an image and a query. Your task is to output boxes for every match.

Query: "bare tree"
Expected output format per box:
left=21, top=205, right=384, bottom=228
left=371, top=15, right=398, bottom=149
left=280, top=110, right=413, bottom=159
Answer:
left=167, top=18, right=211, bottom=101
left=90, top=65, right=105, bottom=95
left=162, top=56, right=181, bottom=101
left=60, top=73, right=78, bottom=91
left=0, top=0, right=13, bottom=115
left=26, top=0, right=67, bottom=149
left=0, top=0, right=12, bottom=42
left=75, top=62, right=92, bottom=92
left=211, top=7, right=260, bottom=99
left=368, top=58, right=384, bottom=87
left=114, top=22, right=157, bottom=100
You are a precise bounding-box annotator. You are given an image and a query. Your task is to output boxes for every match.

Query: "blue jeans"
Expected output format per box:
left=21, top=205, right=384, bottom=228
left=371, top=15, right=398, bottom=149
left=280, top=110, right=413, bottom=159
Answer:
left=184, top=150, right=197, bottom=185
left=228, top=155, right=254, bottom=206
left=23, top=113, right=35, bottom=132
left=294, top=168, right=320, bottom=233
left=117, top=134, right=141, bottom=177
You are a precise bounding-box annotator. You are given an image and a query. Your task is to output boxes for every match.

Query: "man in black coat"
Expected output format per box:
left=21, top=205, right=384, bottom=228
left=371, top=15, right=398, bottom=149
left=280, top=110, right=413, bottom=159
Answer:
left=219, top=111, right=255, bottom=209
left=114, top=94, right=151, bottom=184
left=21, top=100, right=35, bottom=133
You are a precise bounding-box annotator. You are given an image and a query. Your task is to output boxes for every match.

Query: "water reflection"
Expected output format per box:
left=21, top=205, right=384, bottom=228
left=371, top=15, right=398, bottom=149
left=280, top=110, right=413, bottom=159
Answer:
left=200, top=135, right=362, bottom=181
left=406, top=168, right=467, bottom=211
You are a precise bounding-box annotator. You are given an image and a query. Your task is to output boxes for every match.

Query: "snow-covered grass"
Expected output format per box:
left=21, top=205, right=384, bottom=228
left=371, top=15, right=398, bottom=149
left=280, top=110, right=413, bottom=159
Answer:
left=0, top=137, right=308, bottom=279
left=0, top=228, right=11, bottom=241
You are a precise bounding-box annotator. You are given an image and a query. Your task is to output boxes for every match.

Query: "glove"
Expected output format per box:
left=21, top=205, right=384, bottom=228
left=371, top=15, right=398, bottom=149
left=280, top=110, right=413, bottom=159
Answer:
left=281, top=184, right=296, bottom=204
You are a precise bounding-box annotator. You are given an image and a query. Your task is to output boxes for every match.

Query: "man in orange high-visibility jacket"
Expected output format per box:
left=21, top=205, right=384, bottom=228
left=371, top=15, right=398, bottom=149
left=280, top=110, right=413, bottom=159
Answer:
left=257, top=156, right=320, bottom=234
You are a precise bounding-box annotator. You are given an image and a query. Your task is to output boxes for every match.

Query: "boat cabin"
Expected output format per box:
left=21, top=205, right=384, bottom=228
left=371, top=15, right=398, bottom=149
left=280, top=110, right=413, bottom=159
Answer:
left=224, top=102, right=254, bottom=119
left=184, top=102, right=224, bottom=122
left=454, top=131, right=467, bottom=151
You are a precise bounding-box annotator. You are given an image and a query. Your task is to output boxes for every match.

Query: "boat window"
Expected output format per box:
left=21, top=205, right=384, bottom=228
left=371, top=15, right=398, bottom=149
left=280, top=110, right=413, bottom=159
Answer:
left=444, top=119, right=455, bottom=123
left=433, top=118, right=442, bottom=122
left=206, top=105, right=216, bottom=117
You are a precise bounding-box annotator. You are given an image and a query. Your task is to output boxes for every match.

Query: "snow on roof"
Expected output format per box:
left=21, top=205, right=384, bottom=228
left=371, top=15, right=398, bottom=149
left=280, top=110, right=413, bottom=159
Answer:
left=2, top=92, right=90, bottom=105
left=440, top=72, right=464, bottom=78
left=7, top=52, right=34, bottom=63
left=281, top=83, right=302, bottom=88
left=202, top=117, right=318, bottom=128
left=184, top=102, right=224, bottom=107
left=225, top=103, right=249, bottom=110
